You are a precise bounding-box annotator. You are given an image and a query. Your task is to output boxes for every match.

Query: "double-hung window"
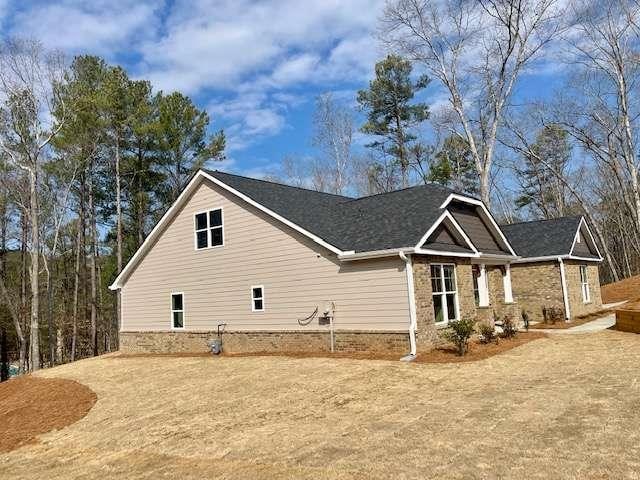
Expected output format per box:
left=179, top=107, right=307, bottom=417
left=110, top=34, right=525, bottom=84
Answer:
left=195, top=208, right=224, bottom=250
left=171, top=293, right=184, bottom=329
left=430, top=264, right=459, bottom=324
left=251, top=286, right=265, bottom=312
left=580, top=265, right=590, bottom=303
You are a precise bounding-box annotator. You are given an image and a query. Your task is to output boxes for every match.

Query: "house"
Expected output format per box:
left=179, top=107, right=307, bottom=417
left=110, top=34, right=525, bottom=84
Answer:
left=110, top=170, right=603, bottom=357
left=501, top=217, right=603, bottom=323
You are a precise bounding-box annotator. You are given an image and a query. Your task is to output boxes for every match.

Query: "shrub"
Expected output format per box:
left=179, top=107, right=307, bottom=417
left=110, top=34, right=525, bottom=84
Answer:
left=521, top=310, right=530, bottom=332
left=477, top=320, right=497, bottom=344
left=542, top=306, right=564, bottom=324
left=442, top=318, right=476, bottom=356
left=502, top=315, right=518, bottom=339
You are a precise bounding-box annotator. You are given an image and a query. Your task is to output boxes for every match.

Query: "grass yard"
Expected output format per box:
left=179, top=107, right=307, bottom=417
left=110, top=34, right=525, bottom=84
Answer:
left=2, top=331, right=640, bottom=479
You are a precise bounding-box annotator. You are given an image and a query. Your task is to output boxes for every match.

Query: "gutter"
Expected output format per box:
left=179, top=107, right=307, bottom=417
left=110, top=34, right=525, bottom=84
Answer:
left=399, top=251, right=417, bottom=360
left=558, top=257, right=571, bottom=321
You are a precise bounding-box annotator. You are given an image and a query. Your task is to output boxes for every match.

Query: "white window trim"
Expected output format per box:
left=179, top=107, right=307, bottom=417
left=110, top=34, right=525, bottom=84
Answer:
left=251, top=285, right=265, bottom=312
left=430, top=263, right=460, bottom=326
left=193, top=207, right=225, bottom=251
left=170, top=292, right=185, bottom=330
left=580, top=265, right=591, bottom=303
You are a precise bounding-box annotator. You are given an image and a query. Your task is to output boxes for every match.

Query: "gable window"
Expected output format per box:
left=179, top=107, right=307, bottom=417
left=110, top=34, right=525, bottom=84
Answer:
left=194, top=208, right=224, bottom=250
left=430, top=264, right=459, bottom=324
left=171, top=293, right=184, bottom=329
left=580, top=265, right=590, bottom=303
left=251, top=286, right=265, bottom=312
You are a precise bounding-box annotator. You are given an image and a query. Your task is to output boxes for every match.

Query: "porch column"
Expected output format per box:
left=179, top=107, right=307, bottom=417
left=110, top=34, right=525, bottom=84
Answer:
left=478, top=263, right=490, bottom=307
left=503, top=264, right=514, bottom=304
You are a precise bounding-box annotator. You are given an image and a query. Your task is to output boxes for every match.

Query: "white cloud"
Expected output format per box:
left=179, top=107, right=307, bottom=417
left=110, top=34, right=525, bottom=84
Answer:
left=8, top=1, right=161, bottom=58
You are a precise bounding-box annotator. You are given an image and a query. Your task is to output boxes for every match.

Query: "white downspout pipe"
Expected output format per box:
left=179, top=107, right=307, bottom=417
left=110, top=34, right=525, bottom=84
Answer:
left=399, top=252, right=417, bottom=358
left=558, top=257, right=571, bottom=321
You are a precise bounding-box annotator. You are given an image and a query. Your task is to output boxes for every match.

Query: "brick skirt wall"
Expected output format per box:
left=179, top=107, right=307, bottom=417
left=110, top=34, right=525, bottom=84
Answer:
left=120, top=330, right=411, bottom=355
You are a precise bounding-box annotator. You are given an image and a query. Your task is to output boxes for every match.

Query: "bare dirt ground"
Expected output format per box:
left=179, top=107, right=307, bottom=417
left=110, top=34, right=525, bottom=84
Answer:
left=2, top=331, right=640, bottom=479
left=0, top=376, right=96, bottom=453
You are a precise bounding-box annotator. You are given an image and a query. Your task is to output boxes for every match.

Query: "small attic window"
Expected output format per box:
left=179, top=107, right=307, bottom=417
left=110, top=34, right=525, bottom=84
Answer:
left=194, top=208, right=224, bottom=249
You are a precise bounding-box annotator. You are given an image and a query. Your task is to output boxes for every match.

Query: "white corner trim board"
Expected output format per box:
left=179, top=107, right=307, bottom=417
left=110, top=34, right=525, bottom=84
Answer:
left=558, top=257, right=571, bottom=320
left=399, top=252, right=417, bottom=356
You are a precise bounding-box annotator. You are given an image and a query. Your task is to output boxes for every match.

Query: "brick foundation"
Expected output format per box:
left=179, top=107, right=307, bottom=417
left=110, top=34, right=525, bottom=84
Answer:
left=120, top=330, right=410, bottom=355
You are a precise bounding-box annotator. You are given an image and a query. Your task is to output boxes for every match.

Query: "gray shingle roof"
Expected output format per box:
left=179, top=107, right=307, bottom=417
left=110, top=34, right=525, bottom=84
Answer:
left=500, top=216, right=584, bottom=258
left=205, top=170, right=455, bottom=253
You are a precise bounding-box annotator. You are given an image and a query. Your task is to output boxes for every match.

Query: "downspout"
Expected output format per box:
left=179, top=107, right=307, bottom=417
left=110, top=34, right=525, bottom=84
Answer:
left=399, top=252, right=417, bottom=360
left=558, top=257, right=571, bottom=321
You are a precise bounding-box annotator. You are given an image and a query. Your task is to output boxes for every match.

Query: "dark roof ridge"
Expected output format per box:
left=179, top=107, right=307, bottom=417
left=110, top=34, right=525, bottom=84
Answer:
left=204, top=169, right=354, bottom=200
left=340, top=181, right=458, bottom=205
left=501, top=215, right=583, bottom=227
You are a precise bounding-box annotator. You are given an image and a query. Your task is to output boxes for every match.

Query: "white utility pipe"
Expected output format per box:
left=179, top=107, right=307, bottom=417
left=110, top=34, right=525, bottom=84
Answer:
left=399, top=252, right=417, bottom=356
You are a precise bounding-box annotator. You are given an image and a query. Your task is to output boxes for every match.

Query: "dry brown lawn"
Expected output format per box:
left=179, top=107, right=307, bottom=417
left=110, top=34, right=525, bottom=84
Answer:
left=602, top=274, right=640, bottom=303
left=2, top=331, right=640, bottom=479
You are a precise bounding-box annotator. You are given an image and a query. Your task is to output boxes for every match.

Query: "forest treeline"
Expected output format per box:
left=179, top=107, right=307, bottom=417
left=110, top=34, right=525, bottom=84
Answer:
left=1, top=0, right=639, bottom=374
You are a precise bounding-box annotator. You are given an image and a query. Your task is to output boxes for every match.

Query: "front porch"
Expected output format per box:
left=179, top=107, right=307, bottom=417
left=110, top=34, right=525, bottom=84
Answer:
left=410, top=255, right=519, bottom=352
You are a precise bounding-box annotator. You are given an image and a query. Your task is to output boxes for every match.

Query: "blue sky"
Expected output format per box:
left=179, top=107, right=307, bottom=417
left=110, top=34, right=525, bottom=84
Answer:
left=0, top=0, right=563, bottom=180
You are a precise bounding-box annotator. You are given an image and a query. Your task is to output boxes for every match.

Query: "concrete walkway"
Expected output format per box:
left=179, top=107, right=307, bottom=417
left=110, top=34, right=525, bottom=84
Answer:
left=535, top=313, right=616, bottom=334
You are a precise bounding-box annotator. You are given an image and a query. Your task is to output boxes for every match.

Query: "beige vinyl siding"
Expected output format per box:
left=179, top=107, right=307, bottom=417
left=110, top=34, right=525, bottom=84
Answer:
left=121, top=179, right=410, bottom=332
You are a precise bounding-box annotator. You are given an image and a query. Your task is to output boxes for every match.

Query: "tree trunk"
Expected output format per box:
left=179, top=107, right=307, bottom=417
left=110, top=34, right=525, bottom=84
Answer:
left=19, top=212, right=28, bottom=372
left=88, top=170, right=98, bottom=357
left=29, top=168, right=40, bottom=371
left=71, top=211, right=83, bottom=362
left=115, top=135, right=123, bottom=340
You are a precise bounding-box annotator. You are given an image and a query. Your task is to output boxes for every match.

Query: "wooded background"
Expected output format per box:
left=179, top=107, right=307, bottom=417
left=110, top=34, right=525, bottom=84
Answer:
left=1, top=0, right=638, bottom=373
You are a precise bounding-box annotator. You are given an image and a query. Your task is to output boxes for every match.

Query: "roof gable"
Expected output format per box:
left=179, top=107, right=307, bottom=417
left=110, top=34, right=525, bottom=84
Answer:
left=501, top=216, right=602, bottom=261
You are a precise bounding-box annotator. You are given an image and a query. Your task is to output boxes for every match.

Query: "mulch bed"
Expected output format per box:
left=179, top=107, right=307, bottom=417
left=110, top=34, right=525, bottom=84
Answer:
left=414, top=332, right=547, bottom=363
left=0, top=376, right=97, bottom=453
left=529, top=309, right=613, bottom=330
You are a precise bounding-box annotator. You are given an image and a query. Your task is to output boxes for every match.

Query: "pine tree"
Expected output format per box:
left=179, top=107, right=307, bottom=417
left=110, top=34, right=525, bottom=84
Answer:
left=428, top=136, right=479, bottom=195
left=357, top=55, right=430, bottom=187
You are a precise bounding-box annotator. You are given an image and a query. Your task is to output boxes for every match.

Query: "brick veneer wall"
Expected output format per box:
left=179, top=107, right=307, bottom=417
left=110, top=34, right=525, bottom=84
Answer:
left=510, top=261, right=602, bottom=323
left=510, top=262, right=564, bottom=323
left=410, top=256, right=518, bottom=352
left=120, top=330, right=410, bottom=355
left=564, top=261, right=602, bottom=317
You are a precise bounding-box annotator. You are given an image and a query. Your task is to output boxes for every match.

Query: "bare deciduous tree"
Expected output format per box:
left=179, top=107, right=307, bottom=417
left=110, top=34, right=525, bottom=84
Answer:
left=381, top=0, right=566, bottom=206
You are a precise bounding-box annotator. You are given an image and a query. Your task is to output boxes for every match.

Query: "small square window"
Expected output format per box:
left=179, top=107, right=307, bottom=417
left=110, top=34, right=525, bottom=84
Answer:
left=211, top=227, right=223, bottom=246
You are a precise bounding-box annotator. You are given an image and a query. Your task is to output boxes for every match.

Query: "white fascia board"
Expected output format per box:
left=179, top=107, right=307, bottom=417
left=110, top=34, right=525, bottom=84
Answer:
left=339, top=247, right=415, bottom=261
left=413, top=248, right=480, bottom=258
left=110, top=170, right=349, bottom=290
left=570, top=216, right=603, bottom=260
left=439, top=193, right=518, bottom=257
left=512, top=255, right=568, bottom=264
left=414, top=210, right=478, bottom=253
left=568, top=255, right=603, bottom=262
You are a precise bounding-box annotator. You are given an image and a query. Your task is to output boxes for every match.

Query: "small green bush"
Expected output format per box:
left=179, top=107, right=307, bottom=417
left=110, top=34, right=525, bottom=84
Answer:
left=502, top=315, right=518, bottom=338
left=477, top=320, right=497, bottom=344
left=442, top=318, right=476, bottom=356
left=542, top=306, right=564, bottom=324
left=521, top=310, right=530, bottom=331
